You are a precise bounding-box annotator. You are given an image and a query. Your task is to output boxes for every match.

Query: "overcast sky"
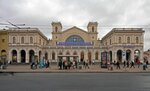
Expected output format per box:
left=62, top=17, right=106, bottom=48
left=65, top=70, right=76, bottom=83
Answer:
left=0, top=0, right=150, bottom=51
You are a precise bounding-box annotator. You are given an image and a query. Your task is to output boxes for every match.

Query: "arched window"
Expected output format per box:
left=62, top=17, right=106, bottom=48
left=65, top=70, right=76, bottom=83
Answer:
left=92, top=26, right=94, bottom=32
left=13, top=37, right=16, bottom=44
left=73, top=51, right=77, bottom=55
left=136, top=37, right=139, bottom=44
left=95, top=52, right=98, bottom=60
left=30, top=37, right=33, bottom=44
left=127, top=37, right=130, bottom=43
left=21, top=37, right=24, bottom=44
left=55, top=27, right=58, bottom=32
left=119, top=37, right=121, bottom=43
left=66, top=35, right=84, bottom=42
left=59, top=51, right=62, bottom=55
left=66, top=51, right=70, bottom=55
left=52, top=52, right=55, bottom=60
left=110, top=39, right=111, bottom=45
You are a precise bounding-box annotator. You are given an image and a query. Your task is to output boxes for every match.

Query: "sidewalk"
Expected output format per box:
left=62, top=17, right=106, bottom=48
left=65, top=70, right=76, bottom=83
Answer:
left=0, top=64, right=150, bottom=73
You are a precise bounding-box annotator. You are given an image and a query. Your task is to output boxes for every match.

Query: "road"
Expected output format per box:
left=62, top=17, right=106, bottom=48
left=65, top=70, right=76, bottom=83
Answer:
left=0, top=73, right=150, bottom=91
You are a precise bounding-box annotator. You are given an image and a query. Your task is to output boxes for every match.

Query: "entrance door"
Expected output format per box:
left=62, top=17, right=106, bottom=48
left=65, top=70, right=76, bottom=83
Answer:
left=126, top=50, right=131, bottom=61
left=20, top=50, right=26, bottom=63
left=80, top=51, right=84, bottom=62
left=117, top=50, right=122, bottom=62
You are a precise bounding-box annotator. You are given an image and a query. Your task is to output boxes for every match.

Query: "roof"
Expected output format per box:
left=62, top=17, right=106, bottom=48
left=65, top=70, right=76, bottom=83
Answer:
left=102, top=28, right=144, bottom=40
left=6, top=28, right=48, bottom=40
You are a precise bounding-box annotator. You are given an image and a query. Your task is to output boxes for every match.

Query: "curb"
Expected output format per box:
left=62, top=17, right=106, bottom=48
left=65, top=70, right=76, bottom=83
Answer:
left=0, top=70, right=150, bottom=73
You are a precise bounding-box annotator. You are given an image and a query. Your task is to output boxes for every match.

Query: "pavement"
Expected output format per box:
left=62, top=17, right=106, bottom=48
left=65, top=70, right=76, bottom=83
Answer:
left=0, top=64, right=150, bottom=73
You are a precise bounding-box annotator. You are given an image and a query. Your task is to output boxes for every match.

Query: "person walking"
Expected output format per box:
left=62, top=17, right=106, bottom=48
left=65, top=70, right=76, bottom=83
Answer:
left=146, top=60, right=149, bottom=68
left=143, top=61, right=147, bottom=70
left=107, top=61, right=111, bottom=70
left=116, top=61, right=120, bottom=69
left=123, top=60, right=126, bottom=68
left=126, top=61, right=129, bottom=68
left=46, top=61, right=50, bottom=68
left=58, top=60, right=62, bottom=70
left=137, top=60, right=141, bottom=68
left=85, top=60, right=89, bottom=69
left=130, top=61, right=135, bottom=68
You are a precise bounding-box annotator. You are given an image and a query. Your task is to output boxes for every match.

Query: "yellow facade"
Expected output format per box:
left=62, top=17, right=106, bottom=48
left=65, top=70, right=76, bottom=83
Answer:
left=0, top=30, right=8, bottom=60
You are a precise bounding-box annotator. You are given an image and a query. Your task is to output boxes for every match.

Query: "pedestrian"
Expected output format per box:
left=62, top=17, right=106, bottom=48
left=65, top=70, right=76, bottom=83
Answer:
left=143, top=61, right=146, bottom=70
left=107, top=61, right=111, bottom=70
left=62, top=60, right=65, bottom=69
left=123, top=60, right=126, bottom=68
left=110, top=62, right=113, bottom=71
left=116, top=61, right=120, bottom=69
left=64, top=60, right=68, bottom=69
left=75, top=60, right=78, bottom=69
left=68, top=61, right=71, bottom=69
left=137, top=60, right=141, bottom=68
left=83, top=61, right=86, bottom=68
left=31, top=61, right=36, bottom=70
left=85, top=60, right=89, bottom=69
left=130, top=61, right=135, bottom=68
left=113, top=60, right=116, bottom=65
left=92, top=60, right=95, bottom=65
left=126, top=61, right=129, bottom=68
left=146, top=60, right=149, bottom=68
left=72, top=60, right=76, bottom=69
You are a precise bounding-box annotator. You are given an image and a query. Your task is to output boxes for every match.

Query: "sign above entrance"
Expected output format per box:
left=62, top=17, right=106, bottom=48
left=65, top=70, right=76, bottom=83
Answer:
left=56, top=42, right=93, bottom=46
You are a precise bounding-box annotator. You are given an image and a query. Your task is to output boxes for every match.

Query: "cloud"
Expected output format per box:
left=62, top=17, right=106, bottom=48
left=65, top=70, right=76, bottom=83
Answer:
left=0, top=0, right=150, bottom=50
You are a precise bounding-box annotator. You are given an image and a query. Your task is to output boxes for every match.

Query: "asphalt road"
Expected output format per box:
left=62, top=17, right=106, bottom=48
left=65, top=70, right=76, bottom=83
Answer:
left=0, top=73, right=150, bottom=91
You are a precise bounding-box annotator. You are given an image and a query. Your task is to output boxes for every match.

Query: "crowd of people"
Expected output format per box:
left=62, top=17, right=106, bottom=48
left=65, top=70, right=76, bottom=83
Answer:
left=29, top=57, right=149, bottom=71
left=30, top=58, right=50, bottom=70
left=107, top=58, right=149, bottom=71
left=58, top=59, right=91, bottom=70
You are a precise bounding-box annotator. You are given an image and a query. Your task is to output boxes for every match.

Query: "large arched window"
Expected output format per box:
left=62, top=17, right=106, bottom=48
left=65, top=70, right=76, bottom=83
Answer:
left=21, top=37, right=24, bottom=44
left=92, top=26, right=94, bottom=32
left=127, top=37, right=130, bottom=44
left=136, top=37, right=139, bottom=44
left=119, top=37, right=121, bottom=43
left=30, top=37, right=33, bottom=44
left=66, top=35, right=84, bottom=42
left=73, top=51, right=77, bottom=55
left=55, top=27, right=58, bottom=32
left=66, top=51, right=70, bottom=55
left=59, top=51, right=62, bottom=55
left=13, top=37, right=16, bottom=44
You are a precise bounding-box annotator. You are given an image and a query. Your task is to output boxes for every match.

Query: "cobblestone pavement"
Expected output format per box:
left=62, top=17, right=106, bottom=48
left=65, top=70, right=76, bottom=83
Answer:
left=0, top=64, right=150, bottom=73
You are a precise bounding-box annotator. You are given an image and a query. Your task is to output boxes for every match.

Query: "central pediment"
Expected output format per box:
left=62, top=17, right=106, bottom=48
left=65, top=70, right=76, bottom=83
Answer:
left=62, top=26, right=88, bottom=34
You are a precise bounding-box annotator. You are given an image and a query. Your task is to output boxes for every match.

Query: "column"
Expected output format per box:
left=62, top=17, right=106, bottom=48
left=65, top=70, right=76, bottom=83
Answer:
left=8, top=50, right=12, bottom=62
left=99, top=50, right=101, bottom=62
left=113, top=51, right=117, bottom=62
left=17, top=50, right=20, bottom=63
left=48, top=51, right=51, bottom=62
left=84, top=50, right=88, bottom=61
left=55, top=51, right=58, bottom=62
left=140, top=50, right=143, bottom=62
left=131, top=50, right=134, bottom=62
left=78, top=50, right=80, bottom=62
left=26, top=50, right=29, bottom=63
left=92, top=50, right=95, bottom=62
